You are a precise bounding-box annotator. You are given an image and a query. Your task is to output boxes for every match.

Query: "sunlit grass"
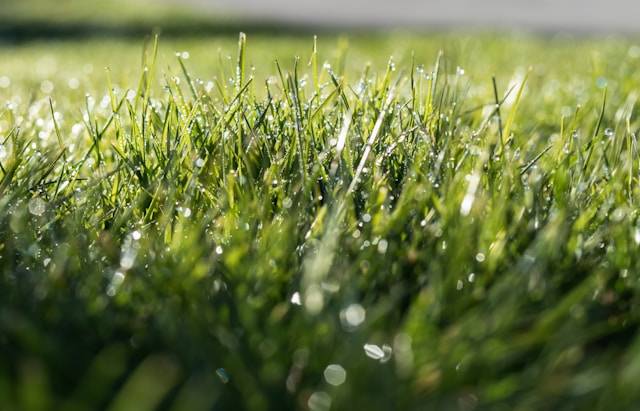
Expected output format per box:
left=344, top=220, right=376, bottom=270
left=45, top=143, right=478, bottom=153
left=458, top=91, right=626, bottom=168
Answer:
left=2, top=33, right=640, bottom=410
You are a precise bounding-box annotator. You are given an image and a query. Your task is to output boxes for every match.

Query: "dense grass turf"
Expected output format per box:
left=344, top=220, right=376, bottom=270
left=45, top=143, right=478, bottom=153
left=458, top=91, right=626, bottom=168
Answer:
left=0, top=0, right=314, bottom=39
left=3, top=33, right=640, bottom=410
left=0, top=0, right=264, bottom=41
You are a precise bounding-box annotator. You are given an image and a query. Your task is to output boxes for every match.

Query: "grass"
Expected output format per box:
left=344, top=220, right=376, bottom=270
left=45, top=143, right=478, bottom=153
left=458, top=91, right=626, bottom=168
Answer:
left=0, top=0, right=330, bottom=40
left=3, top=32, right=640, bottom=410
left=0, top=0, right=239, bottom=40
left=1, top=0, right=188, bottom=24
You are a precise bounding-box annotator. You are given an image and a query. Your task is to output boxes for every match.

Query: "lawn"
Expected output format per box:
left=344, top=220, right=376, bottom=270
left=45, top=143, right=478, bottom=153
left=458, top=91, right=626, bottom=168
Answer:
left=0, top=0, right=229, bottom=39
left=2, top=31, right=640, bottom=410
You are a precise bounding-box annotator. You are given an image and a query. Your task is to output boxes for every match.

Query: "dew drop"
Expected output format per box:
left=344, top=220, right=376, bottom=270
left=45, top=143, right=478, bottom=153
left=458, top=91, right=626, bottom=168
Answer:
left=308, top=391, right=332, bottom=411
left=363, top=343, right=385, bottom=360
left=377, top=239, right=388, bottom=254
left=460, top=173, right=480, bottom=216
left=323, top=364, right=346, bottom=386
left=216, top=368, right=230, bottom=383
left=71, top=123, right=84, bottom=136
left=28, top=197, right=46, bottom=216
left=340, top=303, right=366, bottom=328
left=40, top=80, right=54, bottom=94
left=596, top=77, right=608, bottom=89
left=120, top=249, right=136, bottom=270
left=107, top=271, right=126, bottom=297
left=304, top=286, right=324, bottom=314
left=290, top=291, right=302, bottom=306
left=604, top=128, right=614, bottom=138
left=68, top=78, right=80, bottom=89
left=113, top=271, right=125, bottom=285
left=380, top=344, right=393, bottom=362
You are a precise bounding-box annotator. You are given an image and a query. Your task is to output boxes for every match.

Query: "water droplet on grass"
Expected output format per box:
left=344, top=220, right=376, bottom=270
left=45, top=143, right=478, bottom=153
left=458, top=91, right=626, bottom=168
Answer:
left=290, top=291, right=301, bottom=305
left=107, top=271, right=126, bottom=297
left=113, top=271, right=125, bottom=284
left=604, top=128, right=614, bottom=138
left=28, top=197, right=46, bottom=216
left=71, top=123, right=84, bottom=136
left=596, top=77, right=608, bottom=89
left=364, top=343, right=385, bottom=360
left=380, top=344, right=393, bottom=362
left=216, top=368, right=230, bottom=383
left=460, top=173, right=480, bottom=216
left=40, top=80, right=54, bottom=94
left=305, top=286, right=324, bottom=314
left=308, top=391, right=331, bottom=411
left=377, top=239, right=388, bottom=254
left=195, top=158, right=205, bottom=167
left=120, top=249, right=136, bottom=270
left=323, top=364, right=346, bottom=386
left=68, top=78, right=79, bottom=89
left=340, top=303, right=366, bottom=328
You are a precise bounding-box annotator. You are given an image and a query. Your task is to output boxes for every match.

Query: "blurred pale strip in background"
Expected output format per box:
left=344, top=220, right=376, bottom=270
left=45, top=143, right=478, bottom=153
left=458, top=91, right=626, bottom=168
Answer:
left=175, top=0, right=640, bottom=32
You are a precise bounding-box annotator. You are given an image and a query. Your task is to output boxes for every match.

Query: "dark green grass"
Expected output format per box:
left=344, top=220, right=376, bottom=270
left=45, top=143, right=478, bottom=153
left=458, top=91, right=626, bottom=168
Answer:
left=0, top=0, right=333, bottom=40
left=3, top=33, right=640, bottom=410
left=0, top=0, right=223, bottom=38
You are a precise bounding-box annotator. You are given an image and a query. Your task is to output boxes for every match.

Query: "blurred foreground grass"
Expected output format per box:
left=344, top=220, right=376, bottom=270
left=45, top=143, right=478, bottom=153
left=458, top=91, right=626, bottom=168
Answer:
left=2, top=33, right=640, bottom=410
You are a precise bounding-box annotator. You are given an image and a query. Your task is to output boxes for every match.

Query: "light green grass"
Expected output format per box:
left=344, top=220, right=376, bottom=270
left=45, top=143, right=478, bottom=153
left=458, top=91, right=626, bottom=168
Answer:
left=0, top=0, right=217, bottom=28
left=2, top=33, right=640, bottom=410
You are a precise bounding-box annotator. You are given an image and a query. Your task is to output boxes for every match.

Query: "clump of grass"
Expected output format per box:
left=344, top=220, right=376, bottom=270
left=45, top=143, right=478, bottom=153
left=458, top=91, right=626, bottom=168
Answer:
left=1, top=33, right=640, bottom=410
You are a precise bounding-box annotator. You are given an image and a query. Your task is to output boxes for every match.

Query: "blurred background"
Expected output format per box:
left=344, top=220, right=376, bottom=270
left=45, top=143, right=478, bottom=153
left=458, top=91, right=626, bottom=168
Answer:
left=181, top=0, right=640, bottom=32
left=1, top=0, right=640, bottom=39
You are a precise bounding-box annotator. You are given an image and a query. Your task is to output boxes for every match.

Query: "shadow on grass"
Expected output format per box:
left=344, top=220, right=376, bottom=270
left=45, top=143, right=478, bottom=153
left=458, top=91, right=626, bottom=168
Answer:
left=0, top=18, right=351, bottom=43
